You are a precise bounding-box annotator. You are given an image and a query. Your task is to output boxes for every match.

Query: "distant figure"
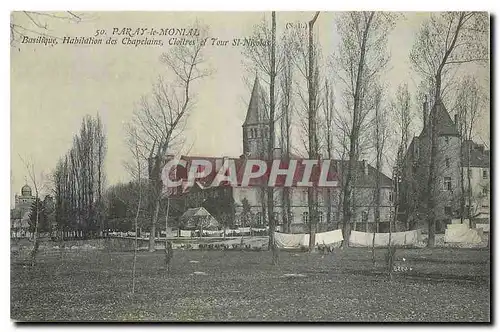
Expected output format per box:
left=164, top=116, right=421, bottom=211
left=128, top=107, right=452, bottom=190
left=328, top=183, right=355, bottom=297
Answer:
left=164, top=241, right=173, bottom=273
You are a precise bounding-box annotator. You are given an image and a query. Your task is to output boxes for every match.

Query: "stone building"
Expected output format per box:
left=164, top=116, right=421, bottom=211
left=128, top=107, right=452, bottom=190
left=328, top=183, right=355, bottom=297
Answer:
left=172, top=76, right=394, bottom=233
left=398, top=98, right=490, bottom=231
left=11, top=184, right=35, bottom=238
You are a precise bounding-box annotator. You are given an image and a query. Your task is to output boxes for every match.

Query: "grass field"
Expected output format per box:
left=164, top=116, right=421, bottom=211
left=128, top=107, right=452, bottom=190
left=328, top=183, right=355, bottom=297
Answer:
left=11, top=247, right=490, bottom=322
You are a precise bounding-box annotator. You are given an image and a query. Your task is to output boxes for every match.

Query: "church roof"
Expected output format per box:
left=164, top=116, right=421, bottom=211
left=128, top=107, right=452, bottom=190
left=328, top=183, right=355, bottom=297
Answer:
left=420, top=100, right=460, bottom=137
left=170, top=155, right=392, bottom=192
left=243, top=76, right=268, bottom=126
left=461, top=140, right=490, bottom=168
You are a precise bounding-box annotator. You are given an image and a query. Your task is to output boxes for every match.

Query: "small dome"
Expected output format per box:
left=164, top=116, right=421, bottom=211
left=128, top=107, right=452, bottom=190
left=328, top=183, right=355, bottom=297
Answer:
left=21, top=184, right=32, bottom=196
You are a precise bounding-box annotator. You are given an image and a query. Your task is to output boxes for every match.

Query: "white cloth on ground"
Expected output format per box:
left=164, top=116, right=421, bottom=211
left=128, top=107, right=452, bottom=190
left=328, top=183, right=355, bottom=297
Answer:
left=275, top=232, right=304, bottom=249
left=444, top=224, right=482, bottom=243
left=349, top=230, right=421, bottom=247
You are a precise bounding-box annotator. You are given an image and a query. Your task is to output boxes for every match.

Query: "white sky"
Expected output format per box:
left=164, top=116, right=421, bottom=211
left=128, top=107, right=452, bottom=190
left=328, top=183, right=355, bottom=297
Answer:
left=10, top=11, right=490, bottom=204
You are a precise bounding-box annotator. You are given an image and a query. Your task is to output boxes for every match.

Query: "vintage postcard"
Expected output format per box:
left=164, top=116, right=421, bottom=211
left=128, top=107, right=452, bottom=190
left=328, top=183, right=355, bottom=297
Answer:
left=10, top=11, right=490, bottom=322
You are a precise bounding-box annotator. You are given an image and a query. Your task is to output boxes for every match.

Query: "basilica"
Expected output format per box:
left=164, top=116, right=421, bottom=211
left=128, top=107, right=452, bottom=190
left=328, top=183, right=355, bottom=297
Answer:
left=10, top=184, right=35, bottom=238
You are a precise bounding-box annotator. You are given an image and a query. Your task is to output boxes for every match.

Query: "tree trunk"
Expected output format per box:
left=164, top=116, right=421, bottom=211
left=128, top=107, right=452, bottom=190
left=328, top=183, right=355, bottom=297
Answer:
left=267, top=11, right=278, bottom=265
left=307, top=11, right=320, bottom=252
left=149, top=198, right=160, bottom=252
left=30, top=198, right=40, bottom=267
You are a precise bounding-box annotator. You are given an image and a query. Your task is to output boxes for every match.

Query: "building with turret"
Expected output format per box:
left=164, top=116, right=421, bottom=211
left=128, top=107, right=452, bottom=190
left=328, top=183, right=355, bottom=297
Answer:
left=11, top=184, right=35, bottom=238
left=398, top=99, right=490, bottom=231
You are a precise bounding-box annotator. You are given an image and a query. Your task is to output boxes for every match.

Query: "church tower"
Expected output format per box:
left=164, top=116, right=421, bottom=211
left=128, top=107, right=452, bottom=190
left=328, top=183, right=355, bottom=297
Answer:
left=242, top=75, right=270, bottom=158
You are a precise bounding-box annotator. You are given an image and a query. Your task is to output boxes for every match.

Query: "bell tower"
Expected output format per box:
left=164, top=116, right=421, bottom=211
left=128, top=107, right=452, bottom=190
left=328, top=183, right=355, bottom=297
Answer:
left=242, top=75, right=270, bottom=158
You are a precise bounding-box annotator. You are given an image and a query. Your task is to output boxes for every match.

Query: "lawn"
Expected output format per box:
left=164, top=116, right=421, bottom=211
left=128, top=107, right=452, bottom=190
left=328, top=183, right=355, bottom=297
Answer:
left=11, top=246, right=490, bottom=322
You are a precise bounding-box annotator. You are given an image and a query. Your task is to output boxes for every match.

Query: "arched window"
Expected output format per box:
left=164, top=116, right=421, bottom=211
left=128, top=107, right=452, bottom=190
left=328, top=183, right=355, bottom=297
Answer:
left=318, top=211, right=324, bottom=223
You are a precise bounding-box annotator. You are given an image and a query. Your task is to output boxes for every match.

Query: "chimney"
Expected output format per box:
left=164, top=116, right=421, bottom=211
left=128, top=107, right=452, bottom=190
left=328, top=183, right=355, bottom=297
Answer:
left=273, top=147, right=282, bottom=159
left=423, top=96, right=428, bottom=127
left=363, top=160, right=368, bottom=175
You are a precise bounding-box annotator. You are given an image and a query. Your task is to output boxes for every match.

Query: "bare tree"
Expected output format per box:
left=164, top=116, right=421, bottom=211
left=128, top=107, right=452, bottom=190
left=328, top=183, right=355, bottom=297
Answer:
left=410, top=12, right=488, bottom=246
left=10, top=11, right=90, bottom=46
left=305, top=12, right=321, bottom=251
left=125, top=128, right=143, bottom=294
left=289, top=12, right=322, bottom=251
left=129, top=25, right=212, bottom=252
left=242, top=12, right=290, bottom=264
left=453, top=76, right=484, bottom=226
left=320, top=78, right=336, bottom=229
left=19, top=155, right=47, bottom=267
left=333, top=12, right=396, bottom=248
left=392, top=83, right=413, bottom=231
left=370, top=85, right=390, bottom=263
left=278, top=36, right=294, bottom=234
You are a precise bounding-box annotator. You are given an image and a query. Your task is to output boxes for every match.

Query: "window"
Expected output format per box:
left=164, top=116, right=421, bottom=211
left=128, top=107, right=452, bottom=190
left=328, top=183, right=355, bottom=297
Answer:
left=444, top=177, right=452, bottom=191
left=389, top=210, right=394, bottom=222
left=483, top=169, right=488, bottom=179
left=445, top=136, right=450, bottom=144
left=302, top=211, right=309, bottom=224
left=389, top=191, right=394, bottom=202
left=288, top=212, right=294, bottom=223
left=482, top=186, right=488, bottom=195
left=444, top=206, right=452, bottom=216
left=256, top=212, right=262, bottom=226
left=273, top=212, right=279, bottom=223
left=362, top=211, right=368, bottom=223
left=445, top=158, right=450, bottom=168
left=318, top=211, right=324, bottom=223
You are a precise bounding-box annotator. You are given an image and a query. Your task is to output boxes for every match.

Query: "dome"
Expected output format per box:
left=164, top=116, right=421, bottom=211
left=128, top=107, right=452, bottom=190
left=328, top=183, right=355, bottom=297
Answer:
left=21, top=184, right=32, bottom=197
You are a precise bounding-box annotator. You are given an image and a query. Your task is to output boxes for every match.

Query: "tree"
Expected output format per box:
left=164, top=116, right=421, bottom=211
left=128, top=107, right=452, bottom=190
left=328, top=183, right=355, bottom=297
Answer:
left=410, top=12, right=488, bottom=246
left=333, top=12, right=396, bottom=248
left=20, top=155, right=47, bottom=267
left=371, top=85, right=390, bottom=263
left=29, top=198, right=48, bottom=234
left=128, top=24, right=212, bottom=251
left=242, top=12, right=286, bottom=264
left=52, top=114, right=107, bottom=238
left=306, top=12, right=321, bottom=251
left=320, top=79, right=336, bottom=230
left=126, top=128, right=143, bottom=293
left=278, top=31, right=294, bottom=234
left=288, top=12, right=322, bottom=250
left=392, top=83, right=413, bottom=231
left=240, top=198, right=252, bottom=227
left=454, top=76, right=484, bottom=226
left=10, top=11, right=86, bottom=47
